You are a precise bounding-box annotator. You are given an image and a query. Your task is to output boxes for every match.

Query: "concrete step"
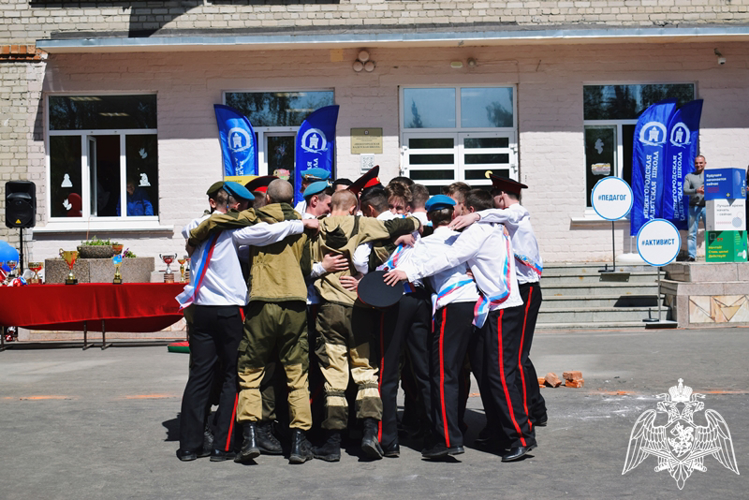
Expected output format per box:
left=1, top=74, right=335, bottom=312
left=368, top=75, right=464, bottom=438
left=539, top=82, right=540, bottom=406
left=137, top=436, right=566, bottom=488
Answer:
left=537, top=306, right=671, bottom=323
left=541, top=272, right=657, bottom=285
left=541, top=294, right=663, bottom=308
left=542, top=282, right=659, bottom=297
left=535, top=320, right=650, bottom=331
left=543, top=263, right=654, bottom=276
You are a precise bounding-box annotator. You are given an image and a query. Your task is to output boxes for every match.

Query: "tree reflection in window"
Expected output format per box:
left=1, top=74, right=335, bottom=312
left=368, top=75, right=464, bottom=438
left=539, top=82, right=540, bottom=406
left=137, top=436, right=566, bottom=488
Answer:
left=225, top=91, right=334, bottom=127
left=583, top=84, right=694, bottom=120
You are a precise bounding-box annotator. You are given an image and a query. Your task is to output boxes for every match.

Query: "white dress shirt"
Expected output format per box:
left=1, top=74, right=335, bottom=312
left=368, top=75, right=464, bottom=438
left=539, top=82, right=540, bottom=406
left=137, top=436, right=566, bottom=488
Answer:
left=403, top=226, right=479, bottom=310
left=180, top=215, right=304, bottom=307
left=399, top=222, right=522, bottom=314
left=477, top=204, right=542, bottom=284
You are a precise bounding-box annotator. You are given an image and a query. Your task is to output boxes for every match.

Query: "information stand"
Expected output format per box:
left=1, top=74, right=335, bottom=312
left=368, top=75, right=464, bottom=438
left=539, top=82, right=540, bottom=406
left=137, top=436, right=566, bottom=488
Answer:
left=636, top=219, right=680, bottom=327
left=591, top=177, right=633, bottom=275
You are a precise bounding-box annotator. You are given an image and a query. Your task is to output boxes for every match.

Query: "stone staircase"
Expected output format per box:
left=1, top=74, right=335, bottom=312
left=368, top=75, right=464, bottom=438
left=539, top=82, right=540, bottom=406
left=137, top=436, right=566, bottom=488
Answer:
left=537, top=262, right=669, bottom=330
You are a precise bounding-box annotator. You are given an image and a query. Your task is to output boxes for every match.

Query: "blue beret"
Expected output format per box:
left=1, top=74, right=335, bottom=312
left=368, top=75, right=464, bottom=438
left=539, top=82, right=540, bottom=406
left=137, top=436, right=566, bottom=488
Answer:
left=223, top=181, right=255, bottom=201
left=425, top=194, right=456, bottom=212
left=301, top=168, right=331, bottom=181
left=303, top=180, right=331, bottom=199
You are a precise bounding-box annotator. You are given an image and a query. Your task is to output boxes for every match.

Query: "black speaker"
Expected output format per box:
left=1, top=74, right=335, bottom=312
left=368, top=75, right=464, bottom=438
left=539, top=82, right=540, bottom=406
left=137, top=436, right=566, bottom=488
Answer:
left=5, top=181, right=36, bottom=229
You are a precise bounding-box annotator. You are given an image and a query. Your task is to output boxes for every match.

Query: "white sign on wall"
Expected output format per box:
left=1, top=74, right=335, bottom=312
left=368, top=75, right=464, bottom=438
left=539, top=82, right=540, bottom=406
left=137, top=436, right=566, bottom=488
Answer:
left=591, top=176, right=633, bottom=221
left=706, top=198, right=746, bottom=231
left=636, top=219, right=681, bottom=267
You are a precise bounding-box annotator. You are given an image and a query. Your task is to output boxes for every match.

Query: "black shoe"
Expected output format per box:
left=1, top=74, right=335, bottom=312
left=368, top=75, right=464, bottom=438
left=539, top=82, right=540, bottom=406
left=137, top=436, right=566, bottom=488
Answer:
left=289, top=429, right=314, bottom=464
left=421, top=443, right=464, bottom=459
left=312, top=430, right=341, bottom=462
left=502, top=444, right=537, bottom=462
left=236, top=423, right=260, bottom=463
left=687, top=257, right=696, bottom=262
left=360, top=418, right=384, bottom=459
left=383, top=443, right=400, bottom=458
left=210, top=449, right=237, bottom=462
left=176, top=449, right=197, bottom=462
left=256, top=421, right=283, bottom=455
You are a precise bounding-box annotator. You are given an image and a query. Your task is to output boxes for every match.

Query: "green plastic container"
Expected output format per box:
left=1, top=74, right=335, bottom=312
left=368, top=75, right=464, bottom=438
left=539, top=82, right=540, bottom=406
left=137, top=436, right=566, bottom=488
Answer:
left=706, top=231, right=748, bottom=262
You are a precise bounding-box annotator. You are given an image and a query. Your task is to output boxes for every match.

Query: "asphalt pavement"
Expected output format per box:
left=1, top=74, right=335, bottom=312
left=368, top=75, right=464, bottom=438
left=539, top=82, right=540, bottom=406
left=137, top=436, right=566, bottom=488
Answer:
left=1, top=327, right=747, bottom=499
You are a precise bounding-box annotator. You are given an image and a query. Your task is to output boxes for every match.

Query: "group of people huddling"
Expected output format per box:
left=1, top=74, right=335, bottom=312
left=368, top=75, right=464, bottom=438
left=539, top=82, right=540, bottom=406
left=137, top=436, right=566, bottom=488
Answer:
left=176, top=165, right=547, bottom=466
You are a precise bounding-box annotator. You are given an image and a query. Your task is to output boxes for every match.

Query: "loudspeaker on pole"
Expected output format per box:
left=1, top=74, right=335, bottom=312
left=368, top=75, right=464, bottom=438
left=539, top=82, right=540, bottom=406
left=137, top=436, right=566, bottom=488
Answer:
left=5, top=180, right=36, bottom=229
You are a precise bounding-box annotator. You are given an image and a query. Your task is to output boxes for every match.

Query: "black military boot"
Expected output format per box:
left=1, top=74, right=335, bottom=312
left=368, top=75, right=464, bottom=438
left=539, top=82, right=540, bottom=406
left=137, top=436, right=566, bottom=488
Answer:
left=235, top=423, right=260, bottom=463
left=256, top=421, right=283, bottom=455
left=312, top=430, right=341, bottom=462
left=288, top=429, right=314, bottom=464
left=360, top=418, right=384, bottom=460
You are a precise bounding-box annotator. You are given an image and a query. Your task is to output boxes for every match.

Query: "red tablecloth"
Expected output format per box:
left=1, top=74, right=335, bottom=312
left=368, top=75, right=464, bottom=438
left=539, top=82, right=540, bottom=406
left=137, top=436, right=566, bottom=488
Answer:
left=0, top=283, right=186, bottom=332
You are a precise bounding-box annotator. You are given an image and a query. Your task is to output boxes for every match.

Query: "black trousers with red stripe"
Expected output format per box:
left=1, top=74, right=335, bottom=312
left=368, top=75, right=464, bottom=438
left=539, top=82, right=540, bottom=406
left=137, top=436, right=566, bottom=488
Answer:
left=379, top=289, right=432, bottom=449
left=480, top=306, right=536, bottom=449
left=179, top=305, right=243, bottom=453
left=518, top=282, right=547, bottom=422
left=430, top=301, right=476, bottom=449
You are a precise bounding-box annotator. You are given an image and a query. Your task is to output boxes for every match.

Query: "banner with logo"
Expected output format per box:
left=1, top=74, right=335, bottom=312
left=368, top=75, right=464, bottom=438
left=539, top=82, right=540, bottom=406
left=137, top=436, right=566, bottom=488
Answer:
left=630, top=99, right=678, bottom=236
left=214, top=104, right=258, bottom=181
left=662, top=100, right=703, bottom=230
left=294, top=105, right=339, bottom=204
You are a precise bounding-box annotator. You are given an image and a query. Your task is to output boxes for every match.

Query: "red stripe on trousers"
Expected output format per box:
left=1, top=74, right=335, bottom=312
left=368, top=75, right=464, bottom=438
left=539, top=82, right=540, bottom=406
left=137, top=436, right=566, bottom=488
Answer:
left=497, top=309, right=527, bottom=447
left=378, top=312, right=385, bottom=442
left=438, top=307, right=450, bottom=448
left=519, top=286, right=532, bottom=431
left=225, top=393, right=239, bottom=451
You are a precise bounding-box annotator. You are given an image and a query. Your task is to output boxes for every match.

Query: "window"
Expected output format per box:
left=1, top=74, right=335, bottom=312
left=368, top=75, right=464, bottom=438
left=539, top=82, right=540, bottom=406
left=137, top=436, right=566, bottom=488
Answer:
left=401, top=86, right=517, bottom=194
left=47, top=95, right=158, bottom=220
left=583, top=84, right=695, bottom=207
left=225, top=91, right=335, bottom=195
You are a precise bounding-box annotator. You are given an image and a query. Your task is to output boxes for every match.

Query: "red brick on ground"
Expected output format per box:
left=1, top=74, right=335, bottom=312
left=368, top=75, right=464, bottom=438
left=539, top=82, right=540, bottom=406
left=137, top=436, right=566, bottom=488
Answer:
left=544, top=372, right=562, bottom=387
left=563, top=371, right=583, bottom=381
left=565, top=379, right=585, bottom=388
left=537, top=377, right=546, bottom=388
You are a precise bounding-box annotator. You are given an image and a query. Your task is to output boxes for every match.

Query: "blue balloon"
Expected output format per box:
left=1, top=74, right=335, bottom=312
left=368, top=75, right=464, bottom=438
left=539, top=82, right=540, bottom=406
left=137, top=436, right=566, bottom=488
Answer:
left=0, top=241, right=20, bottom=272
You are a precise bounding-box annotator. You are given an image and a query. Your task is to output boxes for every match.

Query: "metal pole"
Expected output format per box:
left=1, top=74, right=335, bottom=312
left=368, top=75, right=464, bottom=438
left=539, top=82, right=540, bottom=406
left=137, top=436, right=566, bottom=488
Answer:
left=611, top=221, right=616, bottom=272
left=18, top=228, right=24, bottom=274
left=656, top=267, right=662, bottom=321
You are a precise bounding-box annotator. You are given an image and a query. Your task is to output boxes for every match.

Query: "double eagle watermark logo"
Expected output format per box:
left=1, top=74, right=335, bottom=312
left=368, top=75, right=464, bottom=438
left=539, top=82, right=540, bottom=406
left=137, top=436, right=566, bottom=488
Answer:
left=622, top=379, right=740, bottom=489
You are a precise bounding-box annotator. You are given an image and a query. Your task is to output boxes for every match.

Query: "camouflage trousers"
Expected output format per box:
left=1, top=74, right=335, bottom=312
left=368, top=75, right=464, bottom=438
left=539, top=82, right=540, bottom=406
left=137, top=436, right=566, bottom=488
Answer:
left=236, top=301, right=312, bottom=431
left=315, top=302, right=383, bottom=430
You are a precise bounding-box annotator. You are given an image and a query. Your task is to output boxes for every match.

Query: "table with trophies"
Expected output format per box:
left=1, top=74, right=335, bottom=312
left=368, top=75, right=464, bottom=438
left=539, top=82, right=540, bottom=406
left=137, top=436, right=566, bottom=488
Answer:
left=0, top=249, right=189, bottom=351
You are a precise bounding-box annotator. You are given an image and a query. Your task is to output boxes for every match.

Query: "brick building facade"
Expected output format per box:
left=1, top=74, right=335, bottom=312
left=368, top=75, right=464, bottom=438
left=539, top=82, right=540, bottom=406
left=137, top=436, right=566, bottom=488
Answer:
left=2, top=1, right=748, bottom=263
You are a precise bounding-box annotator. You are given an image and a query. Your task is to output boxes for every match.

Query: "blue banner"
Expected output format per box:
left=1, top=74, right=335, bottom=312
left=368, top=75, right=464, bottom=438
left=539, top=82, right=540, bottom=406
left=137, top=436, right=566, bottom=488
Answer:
left=214, top=104, right=258, bottom=177
left=662, top=100, right=703, bottom=230
left=294, top=105, right=339, bottom=204
left=630, top=99, right=678, bottom=236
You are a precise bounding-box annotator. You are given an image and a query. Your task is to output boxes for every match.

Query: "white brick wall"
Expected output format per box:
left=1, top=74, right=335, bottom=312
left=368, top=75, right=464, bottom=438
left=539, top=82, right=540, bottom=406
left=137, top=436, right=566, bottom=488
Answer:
left=20, top=41, right=749, bottom=263
left=4, top=0, right=749, bottom=45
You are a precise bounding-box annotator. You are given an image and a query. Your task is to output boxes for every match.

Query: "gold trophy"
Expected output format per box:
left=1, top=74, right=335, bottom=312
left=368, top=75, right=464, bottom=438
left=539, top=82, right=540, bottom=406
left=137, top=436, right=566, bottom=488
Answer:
left=112, top=245, right=124, bottom=284
left=59, top=249, right=79, bottom=285
left=160, top=253, right=177, bottom=283
left=28, top=261, right=43, bottom=284
left=112, top=254, right=124, bottom=284
left=178, top=256, right=187, bottom=283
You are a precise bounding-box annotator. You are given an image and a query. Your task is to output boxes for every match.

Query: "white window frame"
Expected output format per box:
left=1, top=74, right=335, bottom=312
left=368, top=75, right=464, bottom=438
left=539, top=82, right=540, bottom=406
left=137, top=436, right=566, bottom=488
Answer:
left=222, top=89, right=335, bottom=176
left=398, top=85, right=518, bottom=188
left=581, top=82, right=697, bottom=219
left=40, top=93, right=167, bottom=233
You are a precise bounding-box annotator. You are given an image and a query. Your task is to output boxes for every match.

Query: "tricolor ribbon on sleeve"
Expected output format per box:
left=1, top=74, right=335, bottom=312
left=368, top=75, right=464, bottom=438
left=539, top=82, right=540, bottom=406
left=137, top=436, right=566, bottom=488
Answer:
left=514, top=252, right=543, bottom=278
left=473, top=236, right=514, bottom=328
left=176, top=232, right=221, bottom=310
left=377, top=244, right=415, bottom=294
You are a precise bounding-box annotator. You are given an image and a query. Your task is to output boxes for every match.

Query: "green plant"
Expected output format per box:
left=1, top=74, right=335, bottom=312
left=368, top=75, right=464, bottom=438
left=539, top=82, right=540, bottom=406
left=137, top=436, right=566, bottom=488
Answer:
left=80, top=236, right=120, bottom=246
left=124, top=250, right=137, bottom=259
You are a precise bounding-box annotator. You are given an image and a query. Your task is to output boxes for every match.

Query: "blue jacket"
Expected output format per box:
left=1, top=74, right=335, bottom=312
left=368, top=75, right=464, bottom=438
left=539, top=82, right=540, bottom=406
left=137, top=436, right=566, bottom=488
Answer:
left=117, top=188, right=154, bottom=216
